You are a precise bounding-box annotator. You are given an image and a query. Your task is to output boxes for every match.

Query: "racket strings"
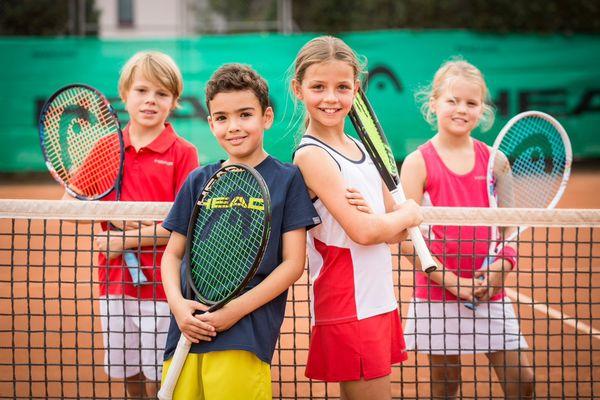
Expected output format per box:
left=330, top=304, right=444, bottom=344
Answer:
left=494, top=116, right=568, bottom=209
left=189, top=171, right=266, bottom=303
left=41, top=87, right=121, bottom=198
left=353, top=95, right=397, bottom=176
left=190, top=211, right=263, bottom=301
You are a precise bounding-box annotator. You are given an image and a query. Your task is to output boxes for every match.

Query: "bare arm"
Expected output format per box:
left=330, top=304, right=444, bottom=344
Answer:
left=400, top=151, right=482, bottom=302
left=381, top=183, right=411, bottom=243
left=94, top=222, right=171, bottom=259
left=295, top=146, right=421, bottom=246
left=62, top=190, right=165, bottom=247
left=197, top=228, right=308, bottom=332
left=346, top=185, right=410, bottom=244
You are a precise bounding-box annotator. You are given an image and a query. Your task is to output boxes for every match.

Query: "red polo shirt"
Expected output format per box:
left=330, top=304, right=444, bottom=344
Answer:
left=99, top=122, right=199, bottom=300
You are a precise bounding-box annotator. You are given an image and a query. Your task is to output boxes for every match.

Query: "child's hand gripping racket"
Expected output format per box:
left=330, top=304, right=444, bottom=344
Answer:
left=157, top=164, right=271, bottom=400
left=466, top=111, right=572, bottom=310
left=38, top=84, right=147, bottom=285
left=349, top=88, right=437, bottom=273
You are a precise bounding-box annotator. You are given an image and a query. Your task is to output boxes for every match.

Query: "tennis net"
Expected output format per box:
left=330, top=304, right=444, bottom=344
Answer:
left=0, top=200, right=599, bottom=399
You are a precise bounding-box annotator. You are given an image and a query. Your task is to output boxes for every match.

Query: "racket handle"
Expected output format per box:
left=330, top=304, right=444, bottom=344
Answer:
left=464, top=256, right=493, bottom=311
left=390, top=189, right=437, bottom=273
left=158, top=334, right=192, bottom=400
left=123, top=251, right=148, bottom=286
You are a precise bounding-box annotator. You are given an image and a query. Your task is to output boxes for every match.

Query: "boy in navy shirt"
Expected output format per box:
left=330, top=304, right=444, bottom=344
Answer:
left=160, top=63, right=319, bottom=399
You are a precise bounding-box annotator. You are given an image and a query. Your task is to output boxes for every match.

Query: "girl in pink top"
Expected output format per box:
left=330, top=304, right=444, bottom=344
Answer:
left=401, top=59, right=534, bottom=399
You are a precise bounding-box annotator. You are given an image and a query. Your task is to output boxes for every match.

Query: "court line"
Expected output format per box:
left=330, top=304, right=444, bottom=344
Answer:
left=505, top=288, right=600, bottom=341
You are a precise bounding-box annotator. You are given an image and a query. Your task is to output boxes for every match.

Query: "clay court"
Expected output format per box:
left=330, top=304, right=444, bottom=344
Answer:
left=0, top=167, right=598, bottom=399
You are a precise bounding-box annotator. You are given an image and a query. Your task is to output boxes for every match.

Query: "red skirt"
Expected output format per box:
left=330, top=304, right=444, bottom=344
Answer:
left=305, top=310, right=407, bottom=382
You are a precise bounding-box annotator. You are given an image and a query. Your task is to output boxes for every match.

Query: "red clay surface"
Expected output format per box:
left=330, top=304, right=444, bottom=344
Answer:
left=0, top=169, right=599, bottom=399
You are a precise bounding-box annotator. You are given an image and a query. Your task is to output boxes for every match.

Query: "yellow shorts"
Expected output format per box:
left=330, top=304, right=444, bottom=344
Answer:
left=161, top=349, right=272, bottom=400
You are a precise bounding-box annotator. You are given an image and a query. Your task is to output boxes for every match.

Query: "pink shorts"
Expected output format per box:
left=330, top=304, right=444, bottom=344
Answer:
left=305, top=310, right=407, bottom=382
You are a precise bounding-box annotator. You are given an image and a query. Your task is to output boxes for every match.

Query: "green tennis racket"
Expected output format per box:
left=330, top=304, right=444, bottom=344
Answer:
left=158, top=163, right=271, bottom=400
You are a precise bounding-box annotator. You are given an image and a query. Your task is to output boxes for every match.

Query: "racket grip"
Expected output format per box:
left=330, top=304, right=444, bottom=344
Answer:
left=390, top=189, right=437, bottom=273
left=464, top=256, right=493, bottom=311
left=158, top=335, right=192, bottom=400
left=123, top=251, right=148, bottom=286
left=464, top=296, right=479, bottom=311
left=408, top=226, right=438, bottom=273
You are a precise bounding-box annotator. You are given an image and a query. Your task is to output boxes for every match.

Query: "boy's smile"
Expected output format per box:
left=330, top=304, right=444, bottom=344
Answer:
left=208, top=90, right=273, bottom=166
left=227, top=135, right=248, bottom=146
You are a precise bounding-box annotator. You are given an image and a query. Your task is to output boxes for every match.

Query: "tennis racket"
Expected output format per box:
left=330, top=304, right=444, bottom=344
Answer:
left=465, top=111, right=572, bottom=310
left=157, top=163, right=271, bottom=400
left=38, top=84, right=147, bottom=285
left=349, top=88, right=437, bottom=273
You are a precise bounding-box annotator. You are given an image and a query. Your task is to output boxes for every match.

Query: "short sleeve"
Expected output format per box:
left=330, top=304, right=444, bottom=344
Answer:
left=282, top=167, right=321, bottom=233
left=163, top=172, right=196, bottom=236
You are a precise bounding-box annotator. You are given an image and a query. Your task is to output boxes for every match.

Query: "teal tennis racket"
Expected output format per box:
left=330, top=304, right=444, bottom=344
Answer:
left=349, top=88, right=437, bottom=273
left=158, top=164, right=271, bottom=400
left=465, top=111, right=572, bottom=310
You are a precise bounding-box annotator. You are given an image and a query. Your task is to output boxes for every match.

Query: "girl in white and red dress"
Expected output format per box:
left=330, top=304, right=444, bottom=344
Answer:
left=401, top=58, right=534, bottom=399
left=291, top=35, right=422, bottom=400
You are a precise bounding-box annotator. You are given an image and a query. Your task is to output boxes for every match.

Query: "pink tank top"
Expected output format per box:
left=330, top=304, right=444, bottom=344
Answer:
left=415, top=139, right=503, bottom=301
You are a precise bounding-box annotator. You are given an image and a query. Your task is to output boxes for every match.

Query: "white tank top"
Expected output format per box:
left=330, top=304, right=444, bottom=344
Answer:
left=297, top=135, right=397, bottom=326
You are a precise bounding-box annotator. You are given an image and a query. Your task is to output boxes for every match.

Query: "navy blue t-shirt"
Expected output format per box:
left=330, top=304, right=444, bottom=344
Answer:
left=162, top=156, right=320, bottom=364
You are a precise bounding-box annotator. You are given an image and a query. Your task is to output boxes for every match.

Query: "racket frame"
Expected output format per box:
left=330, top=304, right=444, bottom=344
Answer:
left=158, top=164, right=271, bottom=400
left=38, top=83, right=145, bottom=284
left=38, top=83, right=126, bottom=201
left=349, top=88, right=437, bottom=273
left=465, top=110, right=572, bottom=310
left=185, top=163, right=271, bottom=311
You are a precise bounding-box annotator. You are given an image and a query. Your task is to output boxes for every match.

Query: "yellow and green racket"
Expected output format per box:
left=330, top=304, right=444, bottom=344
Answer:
left=349, top=88, right=437, bottom=273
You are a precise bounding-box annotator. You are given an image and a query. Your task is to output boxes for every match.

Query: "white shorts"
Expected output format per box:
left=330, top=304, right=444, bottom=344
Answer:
left=403, top=297, right=529, bottom=355
left=99, top=295, right=170, bottom=380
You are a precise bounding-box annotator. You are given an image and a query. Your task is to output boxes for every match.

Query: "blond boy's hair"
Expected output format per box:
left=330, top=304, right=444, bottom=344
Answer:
left=118, top=51, right=183, bottom=108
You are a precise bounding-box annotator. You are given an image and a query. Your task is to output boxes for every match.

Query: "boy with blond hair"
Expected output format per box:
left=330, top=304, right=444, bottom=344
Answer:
left=160, top=63, right=319, bottom=399
left=65, top=51, right=199, bottom=397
